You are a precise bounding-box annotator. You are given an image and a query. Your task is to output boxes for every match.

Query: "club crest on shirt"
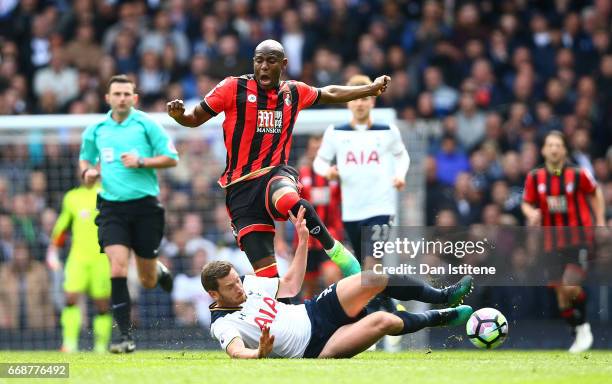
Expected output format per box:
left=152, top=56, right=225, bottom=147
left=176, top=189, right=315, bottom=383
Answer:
left=247, top=94, right=257, bottom=103
left=284, top=92, right=291, bottom=106
left=566, top=182, right=574, bottom=193
left=537, top=183, right=546, bottom=193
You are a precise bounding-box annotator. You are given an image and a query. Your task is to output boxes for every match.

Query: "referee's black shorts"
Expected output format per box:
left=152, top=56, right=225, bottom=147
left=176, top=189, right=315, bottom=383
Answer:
left=95, top=195, right=165, bottom=259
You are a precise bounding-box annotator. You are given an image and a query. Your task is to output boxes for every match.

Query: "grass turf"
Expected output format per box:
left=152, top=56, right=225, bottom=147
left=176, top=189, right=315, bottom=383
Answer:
left=1, top=350, right=611, bottom=384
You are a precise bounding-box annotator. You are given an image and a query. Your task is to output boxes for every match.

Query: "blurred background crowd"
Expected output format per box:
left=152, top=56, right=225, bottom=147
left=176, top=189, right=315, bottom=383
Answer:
left=0, top=0, right=611, bottom=339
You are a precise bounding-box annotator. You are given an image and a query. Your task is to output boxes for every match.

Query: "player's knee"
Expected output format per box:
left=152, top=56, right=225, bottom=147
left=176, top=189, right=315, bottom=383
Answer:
left=94, top=300, right=110, bottom=314
left=64, top=294, right=79, bottom=306
left=267, top=177, right=300, bottom=219
left=372, top=312, right=400, bottom=333
left=361, top=270, right=388, bottom=289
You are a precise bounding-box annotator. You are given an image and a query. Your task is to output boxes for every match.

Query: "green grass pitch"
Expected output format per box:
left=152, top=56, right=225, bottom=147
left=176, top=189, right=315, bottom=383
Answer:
left=1, top=350, right=611, bottom=384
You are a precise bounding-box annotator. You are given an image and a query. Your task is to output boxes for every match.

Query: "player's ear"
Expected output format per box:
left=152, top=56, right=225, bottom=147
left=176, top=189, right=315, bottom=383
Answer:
left=104, top=93, right=110, bottom=105
left=208, top=290, right=220, bottom=301
left=133, top=93, right=139, bottom=105
left=282, top=57, right=288, bottom=69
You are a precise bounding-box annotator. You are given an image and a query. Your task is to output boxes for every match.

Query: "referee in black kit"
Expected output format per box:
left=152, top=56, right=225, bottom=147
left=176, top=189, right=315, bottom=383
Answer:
left=79, top=75, right=179, bottom=353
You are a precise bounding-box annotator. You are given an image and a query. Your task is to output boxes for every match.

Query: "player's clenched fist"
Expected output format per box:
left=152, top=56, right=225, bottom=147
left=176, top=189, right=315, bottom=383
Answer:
left=166, top=99, right=185, bottom=119
left=370, top=75, right=391, bottom=96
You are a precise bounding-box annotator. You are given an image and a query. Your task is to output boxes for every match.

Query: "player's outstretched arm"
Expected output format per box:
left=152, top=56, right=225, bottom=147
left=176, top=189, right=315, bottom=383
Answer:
left=167, top=100, right=213, bottom=128
left=277, top=207, right=309, bottom=298
left=318, top=75, right=390, bottom=104
left=226, top=328, right=274, bottom=359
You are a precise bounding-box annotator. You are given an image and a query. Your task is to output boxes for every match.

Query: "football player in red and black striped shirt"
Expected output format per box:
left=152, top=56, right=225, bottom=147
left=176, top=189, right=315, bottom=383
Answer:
left=167, top=39, right=390, bottom=282
left=521, top=131, right=605, bottom=353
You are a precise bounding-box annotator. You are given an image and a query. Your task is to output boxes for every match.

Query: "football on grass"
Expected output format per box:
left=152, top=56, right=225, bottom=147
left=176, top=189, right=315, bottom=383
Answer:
left=466, top=307, right=508, bottom=349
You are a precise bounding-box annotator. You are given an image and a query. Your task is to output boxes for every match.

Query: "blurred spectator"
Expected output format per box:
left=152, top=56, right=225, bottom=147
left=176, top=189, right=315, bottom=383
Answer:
left=423, top=66, right=458, bottom=116
left=455, top=92, right=486, bottom=150
left=0, top=242, right=55, bottom=329
left=139, top=9, right=190, bottom=65
left=172, top=248, right=213, bottom=327
left=434, top=134, right=470, bottom=186
left=33, top=48, right=79, bottom=109
left=64, top=22, right=103, bottom=73
left=208, top=34, right=250, bottom=79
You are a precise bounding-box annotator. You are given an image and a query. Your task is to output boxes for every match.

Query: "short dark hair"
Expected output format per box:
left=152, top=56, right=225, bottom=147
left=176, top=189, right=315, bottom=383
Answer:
left=107, top=74, right=135, bottom=92
left=542, top=130, right=569, bottom=152
left=201, top=261, right=233, bottom=291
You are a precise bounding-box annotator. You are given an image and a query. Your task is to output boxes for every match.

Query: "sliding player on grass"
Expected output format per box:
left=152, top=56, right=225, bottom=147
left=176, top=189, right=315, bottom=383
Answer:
left=202, top=207, right=474, bottom=358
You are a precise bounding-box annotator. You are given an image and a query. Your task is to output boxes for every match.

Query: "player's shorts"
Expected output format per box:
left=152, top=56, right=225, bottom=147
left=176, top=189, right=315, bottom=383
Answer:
left=545, top=245, right=591, bottom=286
left=225, top=165, right=300, bottom=248
left=302, top=282, right=366, bottom=358
left=63, top=253, right=111, bottom=299
left=95, top=195, right=165, bottom=259
left=343, top=215, right=393, bottom=263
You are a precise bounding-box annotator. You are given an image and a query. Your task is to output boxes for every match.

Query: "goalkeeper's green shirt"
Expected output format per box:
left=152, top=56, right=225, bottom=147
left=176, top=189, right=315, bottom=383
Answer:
left=79, top=108, right=179, bottom=201
left=51, top=184, right=101, bottom=259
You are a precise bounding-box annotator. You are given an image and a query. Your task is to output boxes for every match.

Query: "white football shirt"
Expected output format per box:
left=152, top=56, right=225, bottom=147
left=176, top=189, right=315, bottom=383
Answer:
left=210, top=275, right=312, bottom=358
left=316, top=123, right=409, bottom=221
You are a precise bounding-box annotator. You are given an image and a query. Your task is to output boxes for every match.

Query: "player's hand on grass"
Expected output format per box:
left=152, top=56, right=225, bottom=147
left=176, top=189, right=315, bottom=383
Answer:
left=167, top=99, right=186, bottom=119
left=258, top=326, right=275, bottom=358
left=326, top=165, right=339, bottom=180
left=393, top=177, right=406, bottom=191
left=370, top=75, right=391, bottom=96
left=288, top=206, right=309, bottom=244
left=83, top=168, right=100, bottom=186
left=121, top=153, right=140, bottom=168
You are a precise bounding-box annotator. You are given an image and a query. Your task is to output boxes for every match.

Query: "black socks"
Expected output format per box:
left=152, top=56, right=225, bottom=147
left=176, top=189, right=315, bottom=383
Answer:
left=290, top=199, right=335, bottom=249
left=382, top=275, right=447, bottom=303
left=111, top=277, right=132, bottom=336
left=392, top=310, right=443, bottom=335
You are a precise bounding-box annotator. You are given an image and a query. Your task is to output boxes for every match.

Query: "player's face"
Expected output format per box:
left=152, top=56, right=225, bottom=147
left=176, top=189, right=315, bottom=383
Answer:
left=347, top=96, right=375, bottom=122
left=105, top=82, right=137, bottom=115
left=214, top=268, right=247, bottom=306
left=253, top=52, right=287, bottom=89
left=542, top=135, right=567, bottom=165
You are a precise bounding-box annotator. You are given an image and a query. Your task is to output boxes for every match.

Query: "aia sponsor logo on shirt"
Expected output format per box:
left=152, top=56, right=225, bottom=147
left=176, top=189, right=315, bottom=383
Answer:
left=257, top=109, right=282, bottom=134
left=344, top=150, right=380, bottom=165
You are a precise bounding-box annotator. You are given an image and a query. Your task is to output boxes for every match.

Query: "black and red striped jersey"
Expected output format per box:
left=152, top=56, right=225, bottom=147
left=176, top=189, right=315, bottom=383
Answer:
left=523, top=164, right=598, bottom=250
left=200, top=75, right=320, bottom=187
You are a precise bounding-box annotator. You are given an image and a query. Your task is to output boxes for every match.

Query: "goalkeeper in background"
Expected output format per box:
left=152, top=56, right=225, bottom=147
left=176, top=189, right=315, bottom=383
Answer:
left=47, top=180, right=112, bottom=353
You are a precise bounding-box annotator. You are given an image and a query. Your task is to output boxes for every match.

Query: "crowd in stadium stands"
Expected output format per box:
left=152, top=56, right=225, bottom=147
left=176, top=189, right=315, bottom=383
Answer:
left=0, top=0, right=612, bottom=331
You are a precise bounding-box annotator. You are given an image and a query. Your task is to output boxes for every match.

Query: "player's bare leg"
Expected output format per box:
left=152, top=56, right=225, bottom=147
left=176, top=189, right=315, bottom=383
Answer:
left=269, top=176, right=360, bottom=276
left=319, top=312, right=403, bottom=358
left=558, top=266, right=592, bottom=353
left=135, top=256, right=173, bottom=292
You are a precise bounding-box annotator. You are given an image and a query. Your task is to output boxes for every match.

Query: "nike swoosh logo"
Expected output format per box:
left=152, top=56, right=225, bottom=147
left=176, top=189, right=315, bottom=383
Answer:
left=112, top=303, right=127, bottom=310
